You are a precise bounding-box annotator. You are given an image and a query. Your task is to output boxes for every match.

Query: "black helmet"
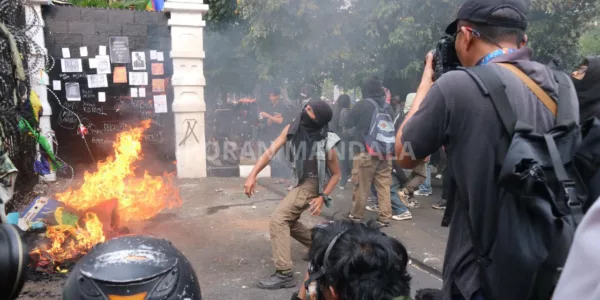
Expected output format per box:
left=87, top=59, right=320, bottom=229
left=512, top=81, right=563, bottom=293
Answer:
left=63, top=235, right=201, bottom=300
left=0, top=224, right=27, bottom=300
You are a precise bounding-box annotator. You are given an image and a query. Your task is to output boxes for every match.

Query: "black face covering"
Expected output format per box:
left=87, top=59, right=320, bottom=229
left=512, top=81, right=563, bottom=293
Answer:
left=572, top=57, right=600, bottom=121
left=287, top=99, right=333, bottom=160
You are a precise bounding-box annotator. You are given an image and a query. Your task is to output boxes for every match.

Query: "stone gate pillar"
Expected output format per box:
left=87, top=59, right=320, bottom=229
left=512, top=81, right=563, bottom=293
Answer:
left=28, top=0, right=56, bottom=181
left=164, top=0, right=209, bottom=178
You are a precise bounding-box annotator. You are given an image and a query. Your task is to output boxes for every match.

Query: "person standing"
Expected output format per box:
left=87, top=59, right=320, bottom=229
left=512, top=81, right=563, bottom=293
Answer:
left=244, top=99, right=341, bottom=289
left=330, top=94, right=353, bottom=189
left=571, top=57, right=600, bottom=121
left=259, top=88, right=292, bottom=180
left=396, top=0, right=571, bottom=298
left=343, top=76, right=394, bottom=227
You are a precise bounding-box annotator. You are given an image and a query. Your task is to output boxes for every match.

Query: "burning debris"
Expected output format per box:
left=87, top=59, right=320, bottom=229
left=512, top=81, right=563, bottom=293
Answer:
left=29, top=120, right=181, bottom=273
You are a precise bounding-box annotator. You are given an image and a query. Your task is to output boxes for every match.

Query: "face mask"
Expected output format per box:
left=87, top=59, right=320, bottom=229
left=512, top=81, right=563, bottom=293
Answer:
left=301, top=109, right=316, bottom=126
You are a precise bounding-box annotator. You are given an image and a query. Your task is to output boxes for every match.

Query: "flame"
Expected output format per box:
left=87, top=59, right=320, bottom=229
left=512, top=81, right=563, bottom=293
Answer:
left=56, top=120, right=181, bottom=223
left=31, top=120, right=181, bottom=271
left=30, top=213, right=105, bottom=266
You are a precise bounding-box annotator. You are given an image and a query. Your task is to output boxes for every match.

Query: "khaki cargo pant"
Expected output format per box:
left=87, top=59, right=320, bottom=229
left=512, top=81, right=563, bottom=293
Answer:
left=402, top=160, right=427, bottom=195
left=270, top=178, right=318, bottom=271
left=351, top=153, right=392, bottom=222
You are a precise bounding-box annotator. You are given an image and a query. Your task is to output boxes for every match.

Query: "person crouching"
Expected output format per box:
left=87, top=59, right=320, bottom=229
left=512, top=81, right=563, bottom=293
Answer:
left=244, top=99, right=341, bottom=289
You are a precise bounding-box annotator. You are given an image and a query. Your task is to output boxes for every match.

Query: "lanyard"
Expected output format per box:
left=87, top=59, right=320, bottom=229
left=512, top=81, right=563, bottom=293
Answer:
left=477, top=48, right=517, bottom=65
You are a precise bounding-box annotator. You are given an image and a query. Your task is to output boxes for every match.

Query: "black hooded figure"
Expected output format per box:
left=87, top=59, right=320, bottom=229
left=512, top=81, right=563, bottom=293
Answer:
left=244, top=98, right=341, bottom=290
left=572, top=57, right=600, bottom=121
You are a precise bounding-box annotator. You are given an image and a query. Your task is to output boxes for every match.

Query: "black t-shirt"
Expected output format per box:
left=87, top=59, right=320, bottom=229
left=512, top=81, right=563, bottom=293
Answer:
left=261, top=100, right=291, bottom=142
left=344, top=97, right=392, bottom=147
left=401, top=48, right=559, bottom=299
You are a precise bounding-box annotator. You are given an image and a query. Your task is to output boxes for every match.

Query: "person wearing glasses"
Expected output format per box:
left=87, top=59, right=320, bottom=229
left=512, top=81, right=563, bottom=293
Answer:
left=244, top=98, right=341, bottom=290
left=572, top=57, right=600, bottom=122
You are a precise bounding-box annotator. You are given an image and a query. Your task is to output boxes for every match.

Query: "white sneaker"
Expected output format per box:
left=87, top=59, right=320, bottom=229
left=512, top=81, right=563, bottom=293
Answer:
left=365, top=205, right=380, bottom=212
left=414, top=190, right=432, bottom=197
left=392, top=211, right=413, bottom=221
left=435, top=174, right=443, bottom=180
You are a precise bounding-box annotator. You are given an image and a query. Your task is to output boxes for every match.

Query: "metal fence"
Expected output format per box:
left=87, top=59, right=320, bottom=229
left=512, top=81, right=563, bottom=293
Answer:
left=0, top=0, right=46, bottom=210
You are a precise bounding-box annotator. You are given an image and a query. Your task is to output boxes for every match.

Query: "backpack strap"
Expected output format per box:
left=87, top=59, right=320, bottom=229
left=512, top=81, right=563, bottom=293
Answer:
left=497, top=63, right=557, bottom=116
left=365, top=98, right=382, bottom=112
left=462, top=65, right=516, bottom=165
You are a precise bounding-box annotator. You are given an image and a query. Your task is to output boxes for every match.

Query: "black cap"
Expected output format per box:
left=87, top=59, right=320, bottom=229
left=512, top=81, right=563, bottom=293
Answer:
left=445, top=0, right=529, bottom=35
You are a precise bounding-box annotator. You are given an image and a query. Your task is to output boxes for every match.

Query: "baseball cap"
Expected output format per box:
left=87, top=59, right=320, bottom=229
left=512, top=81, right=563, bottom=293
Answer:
left=445, top=0, right=529, bottom=35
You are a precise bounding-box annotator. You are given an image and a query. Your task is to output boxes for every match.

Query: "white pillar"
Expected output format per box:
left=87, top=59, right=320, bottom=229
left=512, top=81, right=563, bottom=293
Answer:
left=164, top=0, right=209, bottom=178
left=27, top=0, right=56, bottom=181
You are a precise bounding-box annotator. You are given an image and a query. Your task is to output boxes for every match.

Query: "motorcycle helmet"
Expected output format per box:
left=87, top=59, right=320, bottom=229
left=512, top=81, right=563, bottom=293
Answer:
left=63, top=235, right=201, bottom=300
left=0, top=223, right=27, bottom=300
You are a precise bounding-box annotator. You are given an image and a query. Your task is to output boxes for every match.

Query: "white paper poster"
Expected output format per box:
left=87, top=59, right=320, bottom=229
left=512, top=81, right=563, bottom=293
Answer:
left=130, top=88, right=138, bottom=98
left=52, top=80, right=61, bottom=91
left=95, top=55, right=111, bottom=74
left=80, top=46, right=88, bottom=57
left=149, top=50, right=157, bottom=60
left=129, top=72, right=148, bottom=86
left=138, top=88, right=146, bottom=97
left=99, top=45, right=107, bottom=56
left=61, top=59, right=83, bottom=73
left=132, top=52, right=147, bottom=70
left=65, top=82, right=81, bottom=101
left=89, top=58, right=98, bottom=69
left=153, top=95, right=167, bottom=113
left=62, top=48, right=71, bottom=58
left=98, top=92, right=106, bottom=103
left=157, top=52, right=164, bottom=62
left=87, top=74, right=108, bottom=88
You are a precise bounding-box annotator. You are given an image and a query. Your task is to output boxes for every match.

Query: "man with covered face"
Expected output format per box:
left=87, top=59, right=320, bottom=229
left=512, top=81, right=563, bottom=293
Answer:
left=244, top=98, right=341, bottom=289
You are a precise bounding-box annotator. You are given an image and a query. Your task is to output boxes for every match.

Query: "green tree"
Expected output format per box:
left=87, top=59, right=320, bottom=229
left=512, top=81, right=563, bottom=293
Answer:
left=579, top=25, right=600, bottom=57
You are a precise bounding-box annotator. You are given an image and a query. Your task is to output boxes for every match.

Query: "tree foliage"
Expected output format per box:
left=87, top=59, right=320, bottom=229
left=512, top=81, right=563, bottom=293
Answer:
left=205, top=0, right=600, bottom=100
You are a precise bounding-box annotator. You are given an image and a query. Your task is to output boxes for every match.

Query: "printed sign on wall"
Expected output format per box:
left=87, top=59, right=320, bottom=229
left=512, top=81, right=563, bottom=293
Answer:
left=109, top=36, right=131, bottom=63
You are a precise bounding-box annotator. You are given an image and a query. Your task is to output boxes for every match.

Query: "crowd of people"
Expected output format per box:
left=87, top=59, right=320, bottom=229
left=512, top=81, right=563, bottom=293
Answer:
left=241, top=0, right=600, bottom=298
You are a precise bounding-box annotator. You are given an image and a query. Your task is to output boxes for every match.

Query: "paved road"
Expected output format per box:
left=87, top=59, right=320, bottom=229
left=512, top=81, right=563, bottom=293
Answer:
left=259, top=176, right=450, bottom=275
left=18, top=178, right=442, bottom=300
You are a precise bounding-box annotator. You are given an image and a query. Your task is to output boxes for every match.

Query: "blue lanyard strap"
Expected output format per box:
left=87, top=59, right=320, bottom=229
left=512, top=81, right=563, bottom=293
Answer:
left=477, top=48, right=517, bottom=65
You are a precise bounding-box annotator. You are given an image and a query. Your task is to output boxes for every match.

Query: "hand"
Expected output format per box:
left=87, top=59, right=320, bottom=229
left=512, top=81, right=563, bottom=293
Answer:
left=259, top=112, right=270, bottom=118
left=422, top=51, right=435, bottom=86
left=308, top=196, right=325, bottom=216
left=244, top=177, right=257, bottom=197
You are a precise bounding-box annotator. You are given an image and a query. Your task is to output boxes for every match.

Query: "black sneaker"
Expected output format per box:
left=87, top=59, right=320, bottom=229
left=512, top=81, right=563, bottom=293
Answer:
left=432, top=199, right=447, bottom=210
left=258, top=271, right=296, bottom=290
left=375, top=220, right=390, bottom=228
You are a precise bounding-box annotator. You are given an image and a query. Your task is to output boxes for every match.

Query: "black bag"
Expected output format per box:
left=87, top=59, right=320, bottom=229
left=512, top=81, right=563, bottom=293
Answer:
left=461, top=64, right=600, bottom=300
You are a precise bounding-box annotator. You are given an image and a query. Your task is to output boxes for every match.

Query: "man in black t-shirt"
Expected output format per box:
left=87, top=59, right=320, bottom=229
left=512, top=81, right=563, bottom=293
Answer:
left=260, top=88, right=292, bottom=179
left=395, top=1, right=564, bottom=299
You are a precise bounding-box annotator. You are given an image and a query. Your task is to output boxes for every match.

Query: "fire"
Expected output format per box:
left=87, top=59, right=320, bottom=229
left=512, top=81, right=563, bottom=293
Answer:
left=31, top=120, right=181, bottom=271
left=30, top=213, right=105, bottom=266
left=56, top=119, right=181, bottom=223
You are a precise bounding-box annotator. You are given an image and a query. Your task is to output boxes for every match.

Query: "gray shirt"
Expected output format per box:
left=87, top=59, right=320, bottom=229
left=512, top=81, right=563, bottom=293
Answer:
left=402, top=48, right=558, bottom=300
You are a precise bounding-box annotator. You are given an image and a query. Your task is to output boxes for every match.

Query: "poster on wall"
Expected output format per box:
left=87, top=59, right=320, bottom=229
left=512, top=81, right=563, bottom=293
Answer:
left=129, top=72, right=148, bottom=86
left=151, top=63, right=164, bottom=75
left=61, top=59, right=83, bottom=73
left=132, top=52, right=146, bottom=70
left=96, top=55, right=111, bottom=74
left=109, top=36, right=131, bottom=63
left=65, top=82, right=81, bottom=101
left=87, top=74, right=108, bottom=88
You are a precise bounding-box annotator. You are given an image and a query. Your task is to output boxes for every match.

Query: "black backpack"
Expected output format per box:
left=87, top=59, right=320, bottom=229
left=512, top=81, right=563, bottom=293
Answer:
left=458, top=64, right=600, bottom=300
